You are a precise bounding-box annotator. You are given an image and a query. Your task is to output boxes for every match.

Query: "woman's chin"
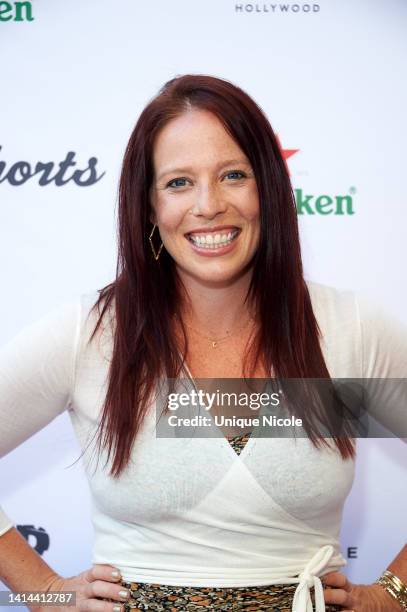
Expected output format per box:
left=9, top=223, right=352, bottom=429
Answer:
left=176, top=264, right=253, bottom=288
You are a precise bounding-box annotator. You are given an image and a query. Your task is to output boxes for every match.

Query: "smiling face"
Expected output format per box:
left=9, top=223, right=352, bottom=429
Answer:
left=149, top=109, right=260, bottom=287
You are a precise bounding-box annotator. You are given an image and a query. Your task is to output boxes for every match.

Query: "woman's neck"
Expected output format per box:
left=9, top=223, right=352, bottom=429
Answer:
left=175, top=267, right=256, bottom=336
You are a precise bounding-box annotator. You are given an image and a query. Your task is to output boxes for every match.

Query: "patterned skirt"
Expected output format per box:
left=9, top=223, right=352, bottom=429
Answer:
left=103, top=433, right=342, bottom=611
left=113, top=579, right=343, bottom=611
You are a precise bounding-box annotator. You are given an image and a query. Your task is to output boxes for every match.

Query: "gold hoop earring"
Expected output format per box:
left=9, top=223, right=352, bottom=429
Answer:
left=149, top=224, right=164, bottom=261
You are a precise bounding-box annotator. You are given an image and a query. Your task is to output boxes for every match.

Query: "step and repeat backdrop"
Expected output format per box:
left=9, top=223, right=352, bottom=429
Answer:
left=0, top=0, right=406, bottom=602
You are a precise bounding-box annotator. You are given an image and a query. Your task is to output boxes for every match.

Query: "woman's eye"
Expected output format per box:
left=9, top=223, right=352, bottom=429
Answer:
left=225, top=171, right=246, bottom=180
left=166, top=178, right=188, bottom=189
left=166, top=171, right=246, bottom=189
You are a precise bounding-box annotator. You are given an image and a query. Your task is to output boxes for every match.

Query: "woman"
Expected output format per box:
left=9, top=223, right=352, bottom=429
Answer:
left=0, top=74, right=406, bottom=612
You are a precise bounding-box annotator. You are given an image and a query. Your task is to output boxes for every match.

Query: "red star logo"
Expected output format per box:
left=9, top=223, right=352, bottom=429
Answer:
left=275, top=134, right=299, bottom=175
left=282, top=148, right=299, bottom=161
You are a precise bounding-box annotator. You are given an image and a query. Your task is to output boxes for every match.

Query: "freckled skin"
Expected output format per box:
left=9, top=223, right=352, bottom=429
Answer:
left=150, top=109, right=260, bottom=289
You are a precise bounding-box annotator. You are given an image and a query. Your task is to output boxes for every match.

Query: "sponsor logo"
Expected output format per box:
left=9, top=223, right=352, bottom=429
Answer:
left=280, top=141, right=356, bottom=215
left=17, top=524, right=49, bottom=555
left=295, top=188, right=355, bottom=215
left=0, top=1, right=34, bottom=22
left=347, top=546, right=358, bottom=559
left=235, top=3, right=321, bottom=14
left=281, top=143, right=299, bottom=172
left=0, top=146, right=105, bottom=187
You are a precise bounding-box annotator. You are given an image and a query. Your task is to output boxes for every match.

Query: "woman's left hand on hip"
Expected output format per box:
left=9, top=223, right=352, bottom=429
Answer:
left=321, top=570, right=401, bottom=611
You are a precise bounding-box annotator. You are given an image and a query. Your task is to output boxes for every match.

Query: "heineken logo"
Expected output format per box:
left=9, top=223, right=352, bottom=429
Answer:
left=280, top=142, right=356, bottom=214
left=295, top=188, right=355, bottom=215
left=0, top=1, right=34, bottom=21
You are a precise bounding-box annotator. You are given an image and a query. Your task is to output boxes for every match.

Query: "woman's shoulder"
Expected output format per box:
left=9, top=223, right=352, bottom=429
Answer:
left=76, top=288, right=116, bottom=359
left=305, top=279, right=358, bottom=326
left=305, top=279, right=407, bottom=378
left=305, top=278, right=406, bottom=331
left=32, top=290, right=103, bottom=345
left=16, top=288, right=115, bottom=364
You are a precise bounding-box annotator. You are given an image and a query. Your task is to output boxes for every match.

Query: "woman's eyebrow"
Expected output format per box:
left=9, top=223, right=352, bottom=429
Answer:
left=156, top=158, right=251, bottom=182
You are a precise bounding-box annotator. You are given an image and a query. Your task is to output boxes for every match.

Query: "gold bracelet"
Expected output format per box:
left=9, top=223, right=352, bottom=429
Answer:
left=375, top=569, right=407, bottom=611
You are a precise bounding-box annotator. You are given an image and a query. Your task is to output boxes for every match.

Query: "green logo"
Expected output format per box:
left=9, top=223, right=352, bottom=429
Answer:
left=295, top=188, right=355, bottom=215
left=0, top=1, right=34, bottom=21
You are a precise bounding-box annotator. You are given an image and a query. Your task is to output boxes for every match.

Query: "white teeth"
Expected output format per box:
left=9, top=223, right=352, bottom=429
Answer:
left=188, top=229, right=239, bottom=249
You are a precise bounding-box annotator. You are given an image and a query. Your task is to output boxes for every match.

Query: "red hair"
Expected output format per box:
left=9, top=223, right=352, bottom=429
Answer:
left=86, top=74, right=355, bottom=477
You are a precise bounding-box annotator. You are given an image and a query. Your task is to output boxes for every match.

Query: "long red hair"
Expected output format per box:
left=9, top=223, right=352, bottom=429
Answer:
left=86, top=74, right=355, bottom=477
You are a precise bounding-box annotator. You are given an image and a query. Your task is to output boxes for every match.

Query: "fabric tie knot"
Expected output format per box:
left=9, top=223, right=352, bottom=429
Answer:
left=291, top=545, right=335, bottom=612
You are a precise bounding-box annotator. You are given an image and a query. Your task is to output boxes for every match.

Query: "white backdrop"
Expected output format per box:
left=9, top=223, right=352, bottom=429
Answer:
left=0, top=0, right=406, bottom=602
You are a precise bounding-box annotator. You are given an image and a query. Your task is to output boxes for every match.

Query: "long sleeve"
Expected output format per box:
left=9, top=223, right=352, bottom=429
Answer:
left=0, top=298, right=81, bottom=536
left=356, top=294, right=407, bottom=438
left=356, top=295, right=407, bottom=378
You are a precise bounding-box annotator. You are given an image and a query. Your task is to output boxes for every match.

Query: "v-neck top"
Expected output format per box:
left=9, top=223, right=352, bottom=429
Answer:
left=1, top=281, right=406, bottom=612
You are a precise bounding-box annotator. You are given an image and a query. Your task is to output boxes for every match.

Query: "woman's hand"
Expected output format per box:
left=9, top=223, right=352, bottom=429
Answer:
left=30, top=564, right=130, bottom=612
left=321, top=571, right=401, bottom=611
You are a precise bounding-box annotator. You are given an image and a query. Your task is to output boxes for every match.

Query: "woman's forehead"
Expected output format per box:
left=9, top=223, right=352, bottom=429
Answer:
left=152, top=111, right=248, bottom=173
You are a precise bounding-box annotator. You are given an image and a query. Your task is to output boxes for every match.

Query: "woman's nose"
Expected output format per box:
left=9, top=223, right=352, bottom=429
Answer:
left=190, top=185, right=227, bottom=218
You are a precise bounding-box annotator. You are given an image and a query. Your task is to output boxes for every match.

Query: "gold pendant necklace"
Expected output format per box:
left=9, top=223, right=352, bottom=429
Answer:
left=179, top=315, right=254, bottom=349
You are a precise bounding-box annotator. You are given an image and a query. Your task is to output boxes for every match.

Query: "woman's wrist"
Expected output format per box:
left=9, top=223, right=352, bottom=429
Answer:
left=374, top=569, right=407, bottom=611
